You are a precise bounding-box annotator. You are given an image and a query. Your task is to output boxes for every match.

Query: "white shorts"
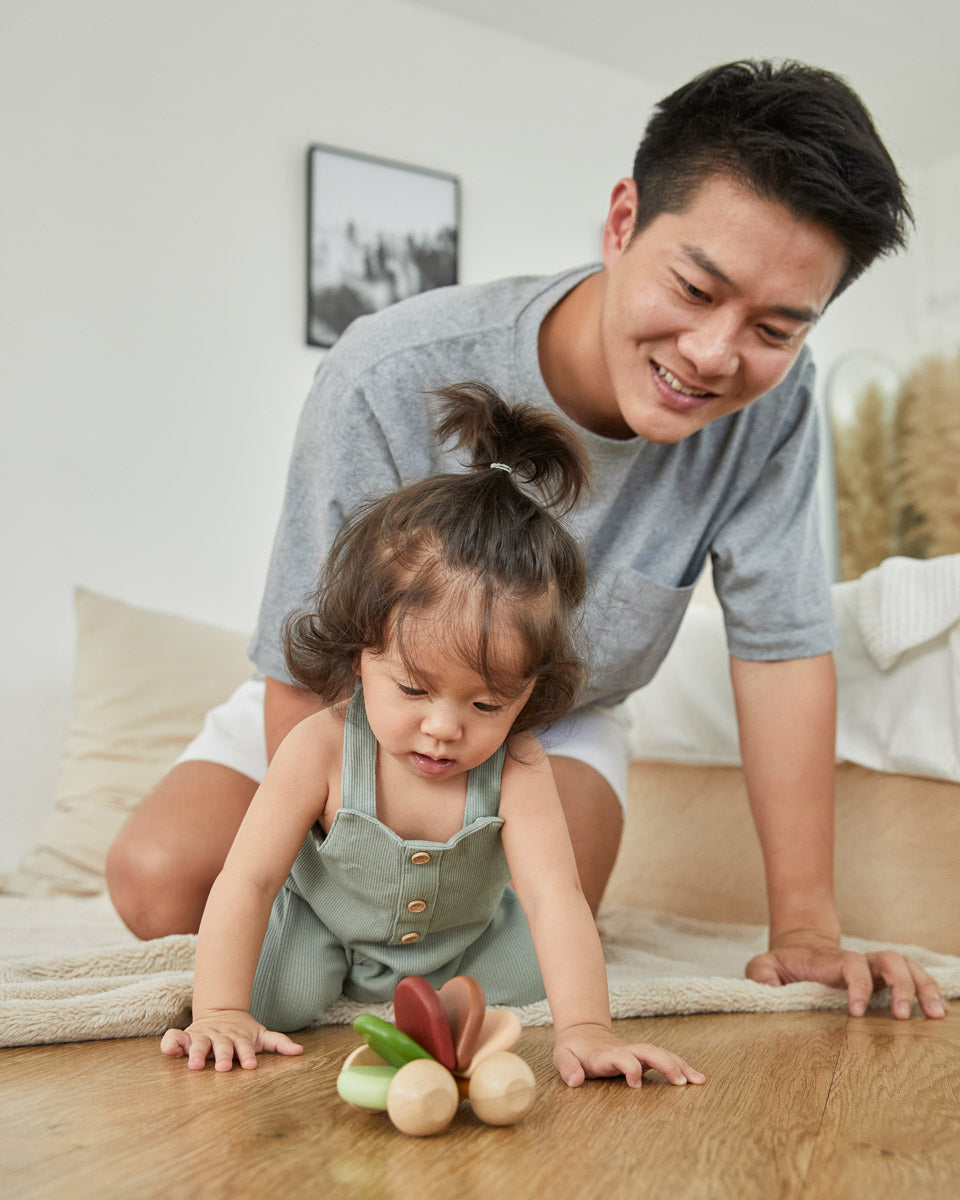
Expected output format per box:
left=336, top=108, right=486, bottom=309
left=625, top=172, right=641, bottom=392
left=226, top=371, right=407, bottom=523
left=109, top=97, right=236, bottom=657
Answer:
left=176, top=678, right=633, bottom=814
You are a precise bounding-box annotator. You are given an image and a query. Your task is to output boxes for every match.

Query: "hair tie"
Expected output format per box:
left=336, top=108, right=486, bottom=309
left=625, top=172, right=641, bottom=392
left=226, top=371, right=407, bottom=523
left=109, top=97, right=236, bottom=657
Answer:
left=490, top=462, right=513, bottom=474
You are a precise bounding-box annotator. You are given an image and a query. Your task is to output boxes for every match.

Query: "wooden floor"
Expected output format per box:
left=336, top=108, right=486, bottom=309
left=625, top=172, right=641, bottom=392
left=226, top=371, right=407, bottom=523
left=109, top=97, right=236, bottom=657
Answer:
left=4, top=1004, right=958, bottom=1200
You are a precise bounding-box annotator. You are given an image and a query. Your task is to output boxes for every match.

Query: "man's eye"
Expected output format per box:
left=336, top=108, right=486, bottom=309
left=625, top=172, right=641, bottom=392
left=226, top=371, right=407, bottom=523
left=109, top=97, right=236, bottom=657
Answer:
left=678, top=274, right=710, bottom=302
left=759, top=324, right=793, bottom=343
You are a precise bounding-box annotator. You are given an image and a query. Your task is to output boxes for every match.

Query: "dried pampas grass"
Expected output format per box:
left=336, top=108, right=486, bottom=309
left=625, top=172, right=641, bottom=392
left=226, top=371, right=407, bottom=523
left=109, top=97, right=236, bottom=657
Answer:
left=832, top=348, right=960, bottom=580
left=896, top=349, right=960, bottom=560
left=833, top=381, right=897, bottom=580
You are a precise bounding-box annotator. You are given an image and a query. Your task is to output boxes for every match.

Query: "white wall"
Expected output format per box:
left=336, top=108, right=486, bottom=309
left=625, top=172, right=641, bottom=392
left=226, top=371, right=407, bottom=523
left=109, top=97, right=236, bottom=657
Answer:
left=0, top=0, right=661, bottom=866
left=3, top=0, right=957, bottom=870
left=806, top=161, right=927, bottom=577
left=914, top=146, right=960, bottom=351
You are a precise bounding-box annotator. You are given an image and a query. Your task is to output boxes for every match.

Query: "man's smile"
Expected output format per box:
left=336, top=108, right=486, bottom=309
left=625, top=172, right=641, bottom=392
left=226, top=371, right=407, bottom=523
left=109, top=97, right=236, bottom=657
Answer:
left=653, top=360, right=715, bottom=398
left=650, top=360, right=717, bottom=413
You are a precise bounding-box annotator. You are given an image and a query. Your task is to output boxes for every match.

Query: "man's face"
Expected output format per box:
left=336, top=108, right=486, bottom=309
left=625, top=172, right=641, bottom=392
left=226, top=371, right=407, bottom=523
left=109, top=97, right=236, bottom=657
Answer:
left=593, top=174, right=848, bottom=443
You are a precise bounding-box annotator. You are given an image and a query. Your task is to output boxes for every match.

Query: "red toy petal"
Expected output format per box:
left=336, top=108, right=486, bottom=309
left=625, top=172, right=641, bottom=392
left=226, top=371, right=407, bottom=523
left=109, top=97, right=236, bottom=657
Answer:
left=393, top=977, right=457, bottom=1071
left=438, top=975, right=486, bottom=1072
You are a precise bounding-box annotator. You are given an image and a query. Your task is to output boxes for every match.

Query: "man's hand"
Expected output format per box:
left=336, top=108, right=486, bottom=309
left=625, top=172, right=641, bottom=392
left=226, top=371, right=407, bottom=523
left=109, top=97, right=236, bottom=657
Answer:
left=746, top=929, right=947, bottom=1019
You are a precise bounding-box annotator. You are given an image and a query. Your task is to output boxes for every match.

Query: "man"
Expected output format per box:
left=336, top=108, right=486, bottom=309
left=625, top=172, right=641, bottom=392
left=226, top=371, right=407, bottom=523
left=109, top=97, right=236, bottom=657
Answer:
left=107, top=59, right=945, bottom=1020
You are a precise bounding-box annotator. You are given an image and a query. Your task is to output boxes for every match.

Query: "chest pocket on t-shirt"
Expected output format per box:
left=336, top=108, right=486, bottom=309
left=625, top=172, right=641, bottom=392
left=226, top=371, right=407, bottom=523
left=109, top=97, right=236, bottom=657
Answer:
left=580, top=567, right=696, bottom=706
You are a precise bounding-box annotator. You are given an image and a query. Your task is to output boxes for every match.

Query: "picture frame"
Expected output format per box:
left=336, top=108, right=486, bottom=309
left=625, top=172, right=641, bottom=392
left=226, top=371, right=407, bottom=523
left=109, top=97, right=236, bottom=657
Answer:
left=305, top=143, right=460, bottom=348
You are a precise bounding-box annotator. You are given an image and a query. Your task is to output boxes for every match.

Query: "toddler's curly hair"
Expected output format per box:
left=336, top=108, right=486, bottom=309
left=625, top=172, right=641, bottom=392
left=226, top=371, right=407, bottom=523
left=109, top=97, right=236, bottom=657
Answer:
left=283, top=381, right=589, bottom=737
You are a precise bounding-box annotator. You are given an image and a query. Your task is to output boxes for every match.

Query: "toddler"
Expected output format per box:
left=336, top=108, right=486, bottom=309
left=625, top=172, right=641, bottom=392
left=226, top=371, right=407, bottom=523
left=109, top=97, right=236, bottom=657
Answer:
left=162, top=382, right=705, bottom=1089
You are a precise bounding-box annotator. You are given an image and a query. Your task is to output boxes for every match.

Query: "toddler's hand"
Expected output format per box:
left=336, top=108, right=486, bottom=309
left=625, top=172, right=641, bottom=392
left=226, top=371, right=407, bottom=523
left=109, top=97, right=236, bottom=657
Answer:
left=161, top=1010, right=304, bottom=1072
left=554, top=1022, right=706, bottom=1089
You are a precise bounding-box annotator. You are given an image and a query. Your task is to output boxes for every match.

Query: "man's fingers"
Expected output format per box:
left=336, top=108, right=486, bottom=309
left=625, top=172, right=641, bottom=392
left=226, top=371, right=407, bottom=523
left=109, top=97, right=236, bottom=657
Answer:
left=745, top=952, right=785, bottom=987
left=872, top=953, right=946, bottom=1020
left=845, top=951, right=947, bottom=1020
left=841, top=952, right=875, bottom=1017
left=908, top=960, right=947, bottom=1018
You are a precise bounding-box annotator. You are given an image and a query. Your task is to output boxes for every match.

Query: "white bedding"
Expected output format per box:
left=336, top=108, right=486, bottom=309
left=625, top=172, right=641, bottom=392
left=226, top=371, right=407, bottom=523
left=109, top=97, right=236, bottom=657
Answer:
left=629, top=554, right=960, bottom=782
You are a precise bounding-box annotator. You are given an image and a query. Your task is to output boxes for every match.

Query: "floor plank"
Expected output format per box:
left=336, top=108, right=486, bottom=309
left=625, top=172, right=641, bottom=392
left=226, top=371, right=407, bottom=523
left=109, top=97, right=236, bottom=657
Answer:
left=803, top=1010, right=960, bottom=1199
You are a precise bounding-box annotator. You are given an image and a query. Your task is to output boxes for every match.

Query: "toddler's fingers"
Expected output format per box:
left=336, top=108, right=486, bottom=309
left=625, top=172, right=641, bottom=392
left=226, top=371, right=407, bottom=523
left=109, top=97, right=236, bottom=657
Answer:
left=187, top=1035, right=213, bottom=1071
left=212, top=1035, right=240, bottom=1072
left=628, top=1044, right=705, bottom=1086
left=603, top=1049, right=645, bottom=1088
left=672, top=1056, right=707, bottom=1085
left=553, top=1046, right=587, bottom=1088
left=160, top=1029, right=189, bottom=1058
left=234, top=1038, right=260, bottom=1070
left=260, top=1030, right=304, bottom=1058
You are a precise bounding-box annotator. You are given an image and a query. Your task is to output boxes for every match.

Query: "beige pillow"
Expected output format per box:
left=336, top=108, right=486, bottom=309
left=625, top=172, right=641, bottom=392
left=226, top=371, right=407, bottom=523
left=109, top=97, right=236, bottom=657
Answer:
left=0, top=588, right=253, bottom=896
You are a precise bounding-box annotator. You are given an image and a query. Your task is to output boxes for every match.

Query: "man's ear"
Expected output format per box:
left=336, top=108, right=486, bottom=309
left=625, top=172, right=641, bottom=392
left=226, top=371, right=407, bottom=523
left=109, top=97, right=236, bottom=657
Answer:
left=601, top=178, right=640, bottom=268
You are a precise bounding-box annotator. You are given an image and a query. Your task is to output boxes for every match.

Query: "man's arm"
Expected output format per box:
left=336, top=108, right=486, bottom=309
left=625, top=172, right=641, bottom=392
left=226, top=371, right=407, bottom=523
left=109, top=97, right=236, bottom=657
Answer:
left=730, top=653, right=946, bottom=1019
left=731, top=653, right=840, bottom=941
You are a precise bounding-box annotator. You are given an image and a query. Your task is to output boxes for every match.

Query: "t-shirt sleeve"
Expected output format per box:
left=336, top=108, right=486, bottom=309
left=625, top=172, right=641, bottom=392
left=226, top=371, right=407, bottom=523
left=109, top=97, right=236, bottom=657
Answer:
left=710, top=354, right=838, bottom=661
left=247, top=358, right=403, bottom=683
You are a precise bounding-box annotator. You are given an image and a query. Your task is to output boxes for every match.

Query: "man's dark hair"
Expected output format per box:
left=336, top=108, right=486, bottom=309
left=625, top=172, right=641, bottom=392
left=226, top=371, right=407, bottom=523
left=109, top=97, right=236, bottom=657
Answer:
left=632, top=59, right=912, bottom=299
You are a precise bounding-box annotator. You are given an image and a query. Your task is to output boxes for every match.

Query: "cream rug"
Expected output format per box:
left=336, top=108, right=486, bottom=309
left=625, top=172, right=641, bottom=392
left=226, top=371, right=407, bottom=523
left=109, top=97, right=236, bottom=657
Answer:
left=2, top=894, right=958, bottom=1047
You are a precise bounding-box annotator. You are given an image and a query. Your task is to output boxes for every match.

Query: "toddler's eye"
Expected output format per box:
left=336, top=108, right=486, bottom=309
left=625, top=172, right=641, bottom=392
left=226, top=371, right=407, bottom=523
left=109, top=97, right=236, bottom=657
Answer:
left=474, top=701, right=503, bottom=713
left=397, top=683, right=427, bottom=698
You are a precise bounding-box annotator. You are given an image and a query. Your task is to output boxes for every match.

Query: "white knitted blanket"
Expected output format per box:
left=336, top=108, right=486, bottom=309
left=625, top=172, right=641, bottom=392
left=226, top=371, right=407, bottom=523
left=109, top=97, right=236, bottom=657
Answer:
left=856, top=553, right=960, bottom=669
left=2, top=895, right=958, bottom=1047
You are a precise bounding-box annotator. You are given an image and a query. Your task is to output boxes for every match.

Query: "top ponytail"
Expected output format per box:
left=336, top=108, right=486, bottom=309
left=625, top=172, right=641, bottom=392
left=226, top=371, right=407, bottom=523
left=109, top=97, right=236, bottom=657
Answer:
left=432, top=381, right=588, bottom=514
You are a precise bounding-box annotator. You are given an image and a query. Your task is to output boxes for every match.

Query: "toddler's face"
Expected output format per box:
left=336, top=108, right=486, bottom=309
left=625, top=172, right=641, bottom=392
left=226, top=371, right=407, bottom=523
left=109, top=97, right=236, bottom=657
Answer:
left=357, top=609, right=534, bottom=785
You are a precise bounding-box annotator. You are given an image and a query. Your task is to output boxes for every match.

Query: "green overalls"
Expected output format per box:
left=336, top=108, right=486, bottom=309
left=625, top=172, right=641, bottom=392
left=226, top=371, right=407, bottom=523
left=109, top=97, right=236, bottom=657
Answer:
left=250, top=689, right=545, bottom=1031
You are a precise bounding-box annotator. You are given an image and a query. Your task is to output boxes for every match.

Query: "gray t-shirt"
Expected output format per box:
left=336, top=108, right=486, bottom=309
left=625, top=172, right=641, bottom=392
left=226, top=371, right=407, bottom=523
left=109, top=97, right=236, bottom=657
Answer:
left=250, top=266, right=836, bottom=708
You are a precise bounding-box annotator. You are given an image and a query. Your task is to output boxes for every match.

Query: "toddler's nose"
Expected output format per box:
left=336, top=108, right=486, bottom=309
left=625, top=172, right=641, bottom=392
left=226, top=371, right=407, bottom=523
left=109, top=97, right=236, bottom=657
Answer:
left=421, top=703, right=461, bottom=743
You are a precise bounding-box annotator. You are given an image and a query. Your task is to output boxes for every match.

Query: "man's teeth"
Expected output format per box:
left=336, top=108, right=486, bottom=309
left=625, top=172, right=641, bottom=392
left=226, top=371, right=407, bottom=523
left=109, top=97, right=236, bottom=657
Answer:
left=656, top=365, right=709, bottom=397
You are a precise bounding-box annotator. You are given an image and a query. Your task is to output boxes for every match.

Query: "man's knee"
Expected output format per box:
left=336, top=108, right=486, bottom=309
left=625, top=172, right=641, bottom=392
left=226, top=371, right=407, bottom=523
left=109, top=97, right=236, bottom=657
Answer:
left=105, top=761, right=257, bottom=939
left=106, top=826, right=208, bottom=939
left=549, top=756, right=624, bottom=914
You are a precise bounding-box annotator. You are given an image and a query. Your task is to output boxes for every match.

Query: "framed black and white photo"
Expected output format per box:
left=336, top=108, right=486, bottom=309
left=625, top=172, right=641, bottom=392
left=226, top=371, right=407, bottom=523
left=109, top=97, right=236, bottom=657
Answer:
left=306, top=144, right=460, bottom=348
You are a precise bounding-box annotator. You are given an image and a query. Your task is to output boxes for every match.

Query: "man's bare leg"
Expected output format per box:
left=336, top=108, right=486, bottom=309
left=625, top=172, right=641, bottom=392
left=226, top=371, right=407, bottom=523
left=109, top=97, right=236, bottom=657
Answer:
left=549, top=755, right=623, bottom=915
left=105, top=762, right=257, bottom=939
